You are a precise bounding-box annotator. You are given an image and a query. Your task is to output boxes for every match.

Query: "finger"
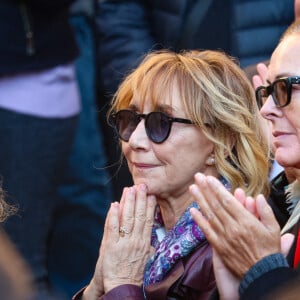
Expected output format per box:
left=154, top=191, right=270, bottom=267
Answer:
left=281, top=233, right=295, bottom=257
left=252, top=63, right=268, bottom=88
left=205, top=176, right=246, bottom=221
left=143, top=194, right=156, bottom=238
left=256, top=62, right=268, bottom=84
left=190, top=207, right=219, bottom=244
left=252, top=74, right=263, bottom=89
left=256, top=194, right=280, bottom=233
left=106, top=202, right=121, bottom=243
left=119, top=187, right=129, bottom=218
left=191, top=174, right=228, bottom=230
left=190, top=174, right=211, bottom=216
left=121, top=186, right=136, bottom=233
left=132, top=184, right=148, bottom=235
left=245, top=196, right=258, bottom=218
left=119, top=189, right=125, bottom=214
left=99, top=205, right=111, bottom=253
left=190, top=174, right=215, bottom=219
left=233, top=188, right=246, bottom=207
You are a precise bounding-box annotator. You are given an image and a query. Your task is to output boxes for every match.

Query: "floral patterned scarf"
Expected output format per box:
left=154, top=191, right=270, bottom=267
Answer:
left=143, top=177, right=230, bottom=287
left=143, top=201, right=205, bottom=286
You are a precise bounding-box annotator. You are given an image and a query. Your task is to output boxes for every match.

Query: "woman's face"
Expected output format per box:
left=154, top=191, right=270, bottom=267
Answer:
left=121, top=86, right=217, bottom=199
left=260, top=35, right=300, bottom=168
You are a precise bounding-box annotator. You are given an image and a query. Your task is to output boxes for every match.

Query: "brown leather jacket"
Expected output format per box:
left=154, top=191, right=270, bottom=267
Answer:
left=78, top=239, right=215, bottom=300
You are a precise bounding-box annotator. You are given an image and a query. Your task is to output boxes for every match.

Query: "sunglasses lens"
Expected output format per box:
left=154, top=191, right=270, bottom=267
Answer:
left=273, top=80, right=288, bottom=107
left=256, top=87, right=269, bottom=109
left=114, top=110, right=140, bottom=141
left=146, top=112, right=171, bottom=143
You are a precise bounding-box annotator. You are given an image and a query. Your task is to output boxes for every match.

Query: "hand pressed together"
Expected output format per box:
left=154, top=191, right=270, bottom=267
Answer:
left=82, top=184, right=156, bottom=299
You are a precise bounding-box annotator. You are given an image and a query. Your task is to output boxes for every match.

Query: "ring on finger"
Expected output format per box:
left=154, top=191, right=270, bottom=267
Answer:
left=119, top=226, right=130, bottom=237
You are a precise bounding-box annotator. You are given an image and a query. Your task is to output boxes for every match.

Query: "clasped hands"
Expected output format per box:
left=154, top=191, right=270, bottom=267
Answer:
left=83, top=184, right=156, bottom=300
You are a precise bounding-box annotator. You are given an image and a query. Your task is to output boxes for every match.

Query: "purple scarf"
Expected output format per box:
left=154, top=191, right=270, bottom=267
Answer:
left=143, top=177, right=230, bottom=287
left=143, top=201, right=205, bottom=286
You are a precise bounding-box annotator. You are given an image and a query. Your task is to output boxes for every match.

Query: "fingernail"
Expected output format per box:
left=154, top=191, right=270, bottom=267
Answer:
left=195, top=173, right=205, bottom=183
left=190, top=184, right=197, bottom=194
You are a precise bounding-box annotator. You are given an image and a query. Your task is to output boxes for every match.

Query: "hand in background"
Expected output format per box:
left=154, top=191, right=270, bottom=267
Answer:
left=252, top=62, right=268, bottom=89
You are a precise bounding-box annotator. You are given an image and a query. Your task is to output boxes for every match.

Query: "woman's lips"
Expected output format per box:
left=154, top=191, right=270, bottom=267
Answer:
left=132, top=162, right=158, bottom=169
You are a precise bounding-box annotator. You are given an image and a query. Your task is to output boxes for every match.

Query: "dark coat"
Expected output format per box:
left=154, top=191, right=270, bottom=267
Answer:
left=0, top=0, right=78, bottom=76
left=97, top=0, right=294, bottom=96
left=96, top=0, right=294, bottom=199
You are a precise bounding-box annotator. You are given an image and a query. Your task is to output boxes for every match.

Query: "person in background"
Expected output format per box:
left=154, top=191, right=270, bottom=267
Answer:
left=190, top=18, right=300, bottom=300
left=96, top=0, right=294, bottom=200
left=47, top=1, right=113, bottom=298
left=245, top=0, right=300, bottom=229
left=0, top=0, right=79, bottom=297
left=0, top=187, right=35, bottom=300
left=73, top=49, right=270, bottom=300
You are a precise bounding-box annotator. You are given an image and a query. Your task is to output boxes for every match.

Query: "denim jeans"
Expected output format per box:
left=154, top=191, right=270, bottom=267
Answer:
left=0, top=109, right=78, bottom=296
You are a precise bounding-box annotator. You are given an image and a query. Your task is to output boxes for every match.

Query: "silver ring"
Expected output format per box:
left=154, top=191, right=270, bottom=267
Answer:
left=119, top=226, right=130, bottom=237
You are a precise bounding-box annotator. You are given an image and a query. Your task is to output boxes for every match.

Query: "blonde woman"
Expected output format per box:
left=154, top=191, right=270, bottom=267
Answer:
left=74, top=49, right=270, bottom=300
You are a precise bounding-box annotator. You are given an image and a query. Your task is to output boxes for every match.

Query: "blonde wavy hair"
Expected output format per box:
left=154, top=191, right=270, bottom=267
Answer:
left=0, top=187, right=16, bottom=223
left=109, top=50, right=270, bottom=197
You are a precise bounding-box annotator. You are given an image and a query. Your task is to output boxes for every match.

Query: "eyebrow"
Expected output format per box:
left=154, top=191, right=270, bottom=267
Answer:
left=128, top=104, right=138, bottom=111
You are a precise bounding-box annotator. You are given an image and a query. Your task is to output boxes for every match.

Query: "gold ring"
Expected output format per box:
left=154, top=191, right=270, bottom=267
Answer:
left=119, top=226, right=130, bottom=237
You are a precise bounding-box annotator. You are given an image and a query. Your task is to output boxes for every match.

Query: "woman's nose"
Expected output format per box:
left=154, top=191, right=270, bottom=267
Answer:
left=128, top=119, right=150, bottom=148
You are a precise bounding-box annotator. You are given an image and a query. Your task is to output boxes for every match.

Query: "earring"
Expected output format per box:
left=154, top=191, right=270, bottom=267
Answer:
left=207, top=157, right=215, bottom=166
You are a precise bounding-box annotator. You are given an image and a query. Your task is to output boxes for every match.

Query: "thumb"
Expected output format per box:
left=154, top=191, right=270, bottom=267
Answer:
left=281, top=233, right=295, bottom=257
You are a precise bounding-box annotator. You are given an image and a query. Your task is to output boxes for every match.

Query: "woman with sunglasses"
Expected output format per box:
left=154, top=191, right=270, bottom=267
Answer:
left=72, top=49, right=270, bottom=300
left=190, top=18, right=300, bottom=300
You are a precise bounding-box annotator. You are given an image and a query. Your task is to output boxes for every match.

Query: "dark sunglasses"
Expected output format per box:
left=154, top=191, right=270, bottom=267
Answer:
left=256, top=76, right=300, bottom=109
left=110, top=109, right=193, bottom=143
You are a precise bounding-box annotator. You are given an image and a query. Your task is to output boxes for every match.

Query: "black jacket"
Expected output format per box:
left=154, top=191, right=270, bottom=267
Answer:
left=97, top=0, right=294, bottom=95
left=0, top=0, right=78, bottom=76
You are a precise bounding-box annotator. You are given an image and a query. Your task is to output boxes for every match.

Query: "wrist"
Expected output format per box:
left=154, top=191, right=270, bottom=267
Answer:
left=104, top=279, right=141, bottom=293
left=239, top=253, right=288, bottom=296
left=82, top=279, right=104, bottom=300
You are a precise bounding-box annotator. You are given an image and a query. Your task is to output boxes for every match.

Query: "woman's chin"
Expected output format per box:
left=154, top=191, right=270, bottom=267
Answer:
left=276, top=156, right=300, bottom=169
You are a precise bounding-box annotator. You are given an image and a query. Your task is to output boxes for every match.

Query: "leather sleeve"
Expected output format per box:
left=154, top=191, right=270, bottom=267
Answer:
left=100, top=284, right=144, bottom=300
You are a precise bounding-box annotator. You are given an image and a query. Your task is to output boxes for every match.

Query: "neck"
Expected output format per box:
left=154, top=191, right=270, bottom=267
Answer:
left=157, top=194, right=194, bottom=231
left=285, top=167, right=300, bottom=184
